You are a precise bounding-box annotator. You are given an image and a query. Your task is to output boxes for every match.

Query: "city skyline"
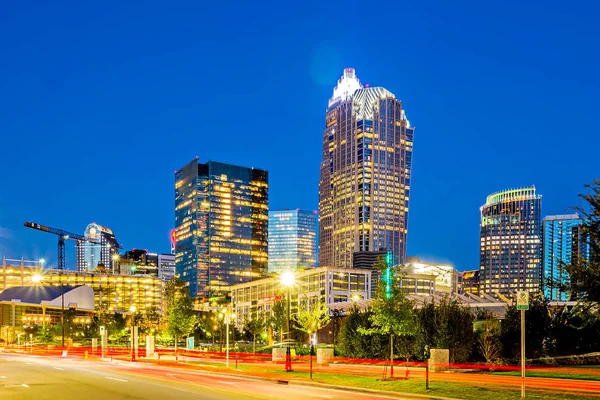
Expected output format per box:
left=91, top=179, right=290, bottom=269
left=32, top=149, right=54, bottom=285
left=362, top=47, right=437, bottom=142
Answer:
left=1, top=2, right=599, bottom=273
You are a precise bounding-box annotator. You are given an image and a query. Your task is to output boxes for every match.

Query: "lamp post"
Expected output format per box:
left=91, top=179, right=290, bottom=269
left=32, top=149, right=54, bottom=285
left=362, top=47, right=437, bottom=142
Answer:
left=219, top=306, right=236, bottom=368
left=280, top=271, right=295, bottom=372
left=130, top=305, right=136, bottom=362
left=112, top=254, right=119, bottom=275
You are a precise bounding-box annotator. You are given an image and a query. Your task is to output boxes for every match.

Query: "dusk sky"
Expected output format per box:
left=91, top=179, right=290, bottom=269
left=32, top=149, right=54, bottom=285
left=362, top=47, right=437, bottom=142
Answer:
left=1, top=1, right=598, bottom=271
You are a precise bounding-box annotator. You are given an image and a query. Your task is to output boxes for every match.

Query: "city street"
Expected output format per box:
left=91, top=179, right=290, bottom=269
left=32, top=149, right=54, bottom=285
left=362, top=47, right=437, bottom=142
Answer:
left=0, top=354, right=419, bottom=400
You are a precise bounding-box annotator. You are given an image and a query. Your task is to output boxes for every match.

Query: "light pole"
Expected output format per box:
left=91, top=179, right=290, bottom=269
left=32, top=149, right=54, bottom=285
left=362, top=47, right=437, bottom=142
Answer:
left=130, top=305, right=136, bottom=362
left=280, top=271, right=295, bottom=372
left=219, top=306, right=236, bottom=368
left=111, top=254, right=119, bottom=275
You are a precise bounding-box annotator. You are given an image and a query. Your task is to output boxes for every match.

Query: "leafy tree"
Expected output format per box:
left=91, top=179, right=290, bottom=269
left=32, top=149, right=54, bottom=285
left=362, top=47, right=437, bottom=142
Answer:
left=476, top=312, right=502, bottom=364
left=165, top=278, right=198, bottom=352
left=358, top=261, right=418, bottom=371
left=338, top=305, right=387, bottom=359
left=500, top=294, right=551, bottom=359
left=559, top=180, right=600, bottom=303
left=270, top=299, right=287, bottom=344
left=294, top=297, right=331, bottom=343
left=417, top=296, right=475, bottom=363
left=244, top=312, right=266, bottom=354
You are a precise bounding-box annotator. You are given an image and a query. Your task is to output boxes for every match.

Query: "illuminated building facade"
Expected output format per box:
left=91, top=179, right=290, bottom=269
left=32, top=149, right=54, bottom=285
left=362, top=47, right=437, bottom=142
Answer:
left=230, top=267, right=372, bottom=329
left=543, top=214, right=588, bottom=301
left=175, top=159, right=268, bottom=298
left=461, top=270, right=480, bottom=295
left=480, top=188, right=542, bottom=296
left=0, top=258, right=164, bottom=314
left=158, top=253, right=176, bottom=281
left=268, top=209, right=317, bottom=274
left=404, top=256, right=457, bottom=294
left=76, top=223, right=120, bottom=273
left=319, top=68, right=414, bottom=268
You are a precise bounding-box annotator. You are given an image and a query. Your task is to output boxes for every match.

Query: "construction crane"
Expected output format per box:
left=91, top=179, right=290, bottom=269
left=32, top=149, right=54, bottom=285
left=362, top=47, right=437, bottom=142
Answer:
left=24, top=221, right=98, bottom=270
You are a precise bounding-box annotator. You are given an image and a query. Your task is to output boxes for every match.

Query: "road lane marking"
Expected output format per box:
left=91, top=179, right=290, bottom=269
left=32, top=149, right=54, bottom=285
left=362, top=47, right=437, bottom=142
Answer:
left=105, top=377, right=128, bottom=382
left=54, top=367, right=65, bottom=371
left=21, top=384, right=30, bottom=388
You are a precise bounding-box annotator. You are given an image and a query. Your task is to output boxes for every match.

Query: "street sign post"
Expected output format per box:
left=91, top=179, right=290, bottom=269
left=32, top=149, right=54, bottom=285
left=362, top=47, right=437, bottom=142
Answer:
left=516, top=291, right=529, bottom=398
left=517, top=291, right=529, bottom=310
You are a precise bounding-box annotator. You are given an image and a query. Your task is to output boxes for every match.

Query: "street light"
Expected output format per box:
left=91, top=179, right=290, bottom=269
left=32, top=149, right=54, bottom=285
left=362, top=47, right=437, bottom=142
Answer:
left=111, top=254, right=119, bottom=274
left=39, top=258, right=45, bottom=268
left=280, top=271, right=296, bottom=372
left=130, top=305, right=136, bottom=362
left=31, top=274, right=43, bottom=283
left=219, top=306, right=236, bottom=368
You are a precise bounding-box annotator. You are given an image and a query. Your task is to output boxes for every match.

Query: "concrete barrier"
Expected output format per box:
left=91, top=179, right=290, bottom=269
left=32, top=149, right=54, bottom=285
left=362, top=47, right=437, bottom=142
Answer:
left=428, top=348, right=449, bottom=372
left=272, top=347, right=286, bottom=362
left=316, top=348, right=334, bottom=365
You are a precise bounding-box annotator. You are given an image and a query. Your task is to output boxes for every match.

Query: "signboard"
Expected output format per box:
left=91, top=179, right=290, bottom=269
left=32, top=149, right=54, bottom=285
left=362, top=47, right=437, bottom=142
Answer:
left=516, top=291, right=529, bottom=311
left=100, top=326, right=106, bottom=336
left=187, top=337, right=195, bottom=350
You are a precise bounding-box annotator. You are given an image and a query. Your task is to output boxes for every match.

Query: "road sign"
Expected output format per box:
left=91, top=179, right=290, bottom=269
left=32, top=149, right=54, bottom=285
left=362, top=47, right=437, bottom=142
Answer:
left=100, top=326, right=106, bottom=336
left=517, top=290, right=529, bottom=310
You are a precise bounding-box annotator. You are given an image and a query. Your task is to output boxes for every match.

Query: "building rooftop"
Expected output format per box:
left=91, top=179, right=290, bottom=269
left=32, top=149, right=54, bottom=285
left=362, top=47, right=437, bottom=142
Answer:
left=0, top=285, right=77, bottom=304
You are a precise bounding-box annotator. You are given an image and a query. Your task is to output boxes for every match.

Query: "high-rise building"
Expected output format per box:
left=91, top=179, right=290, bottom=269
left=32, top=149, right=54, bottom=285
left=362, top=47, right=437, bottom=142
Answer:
left=543, top=214, right=588, bottom=301
left=175, top=159, right=268, bottom=298
left=268, top=209, right=317, bottom=274
left=76, top=223, right=120, bottom=273
left=319, top=68, right=414, bottom=268
left=158, top=253, right=176, bottom=281
left=479, top=187, right=542, bottom=296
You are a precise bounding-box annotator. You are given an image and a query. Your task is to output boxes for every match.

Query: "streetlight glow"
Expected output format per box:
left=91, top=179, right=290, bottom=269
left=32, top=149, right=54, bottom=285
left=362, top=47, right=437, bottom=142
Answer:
left=280, top=271, right=296, bottom=287
left=31, top=274, right=44, bottom=283
left=129, top=305, right=136, bottom=313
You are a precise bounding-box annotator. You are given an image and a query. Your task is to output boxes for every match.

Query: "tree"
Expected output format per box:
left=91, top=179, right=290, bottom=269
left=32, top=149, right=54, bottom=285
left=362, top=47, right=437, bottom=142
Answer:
left=500, top=294, right=551, bottom=359
left=476, top=312, right=501, bottom=364
left=358, top=260, right=418, bottom=375
left=245, top=312, right=266, bottom=354
left=294, top=297, right=330, bottom=343
left=338, top=305, right=387, bottom=359
left=417, top=296, right=475, bottom=363
left=560, top=180, right=600, bottom=303
left=165, top=278, right=198, bottom=352
left=270, top=299, right=287, bottom=344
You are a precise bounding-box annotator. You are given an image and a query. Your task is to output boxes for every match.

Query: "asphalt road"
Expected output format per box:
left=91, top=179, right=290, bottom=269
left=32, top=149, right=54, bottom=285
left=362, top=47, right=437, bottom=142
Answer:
left=0, top=354, right=411, bottom=400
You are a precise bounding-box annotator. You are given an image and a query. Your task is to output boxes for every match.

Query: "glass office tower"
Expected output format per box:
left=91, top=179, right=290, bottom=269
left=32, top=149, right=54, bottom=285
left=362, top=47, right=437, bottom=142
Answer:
left=175, top=159, right=268, bottom=298
left=268, top=209, right=317, bottom=274
left=543, top=214, right=588, bottom=301
left=319, top=68, right=414, bottom=268
left=479, top=187, right=542, bottom=296
left=76, top=223, right=120, bottom=273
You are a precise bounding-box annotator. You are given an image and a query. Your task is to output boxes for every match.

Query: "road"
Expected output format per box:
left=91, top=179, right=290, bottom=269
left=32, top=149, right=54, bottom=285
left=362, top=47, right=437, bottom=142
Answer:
left=0, top=354, right=418, bottom=400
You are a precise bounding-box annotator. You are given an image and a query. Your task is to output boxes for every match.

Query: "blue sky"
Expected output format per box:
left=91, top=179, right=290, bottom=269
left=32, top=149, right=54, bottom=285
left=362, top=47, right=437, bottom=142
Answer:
left=1, top=0, right=598, bottom=270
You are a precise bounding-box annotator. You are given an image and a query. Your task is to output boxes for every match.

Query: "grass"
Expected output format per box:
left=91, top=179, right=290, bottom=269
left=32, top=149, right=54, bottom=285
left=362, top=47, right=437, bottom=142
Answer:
left=494, top=370, right=600, bottom=381
left=174, top=359, right=598, bottom=400
left=306, top=373, right=595, bottom=400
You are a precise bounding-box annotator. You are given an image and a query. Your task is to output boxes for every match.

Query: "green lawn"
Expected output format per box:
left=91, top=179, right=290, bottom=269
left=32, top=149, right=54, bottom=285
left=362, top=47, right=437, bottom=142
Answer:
left=494, top=370, right=600, bottom=381
left=176, top=359, right=595, bottom=400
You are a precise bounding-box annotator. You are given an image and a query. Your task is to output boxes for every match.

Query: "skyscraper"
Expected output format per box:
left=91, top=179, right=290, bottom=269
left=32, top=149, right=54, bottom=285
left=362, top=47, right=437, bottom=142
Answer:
left=76, top=222, right=120, bottom=272
left=319, top=68, right=414, bottom=268
left=543, top=214, right=588, bottom=301
left=268, top=209, right=317, bottom=274
left=175, top=159, right=268, bottom=298
left=479, top=187, right=542, bottom=296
